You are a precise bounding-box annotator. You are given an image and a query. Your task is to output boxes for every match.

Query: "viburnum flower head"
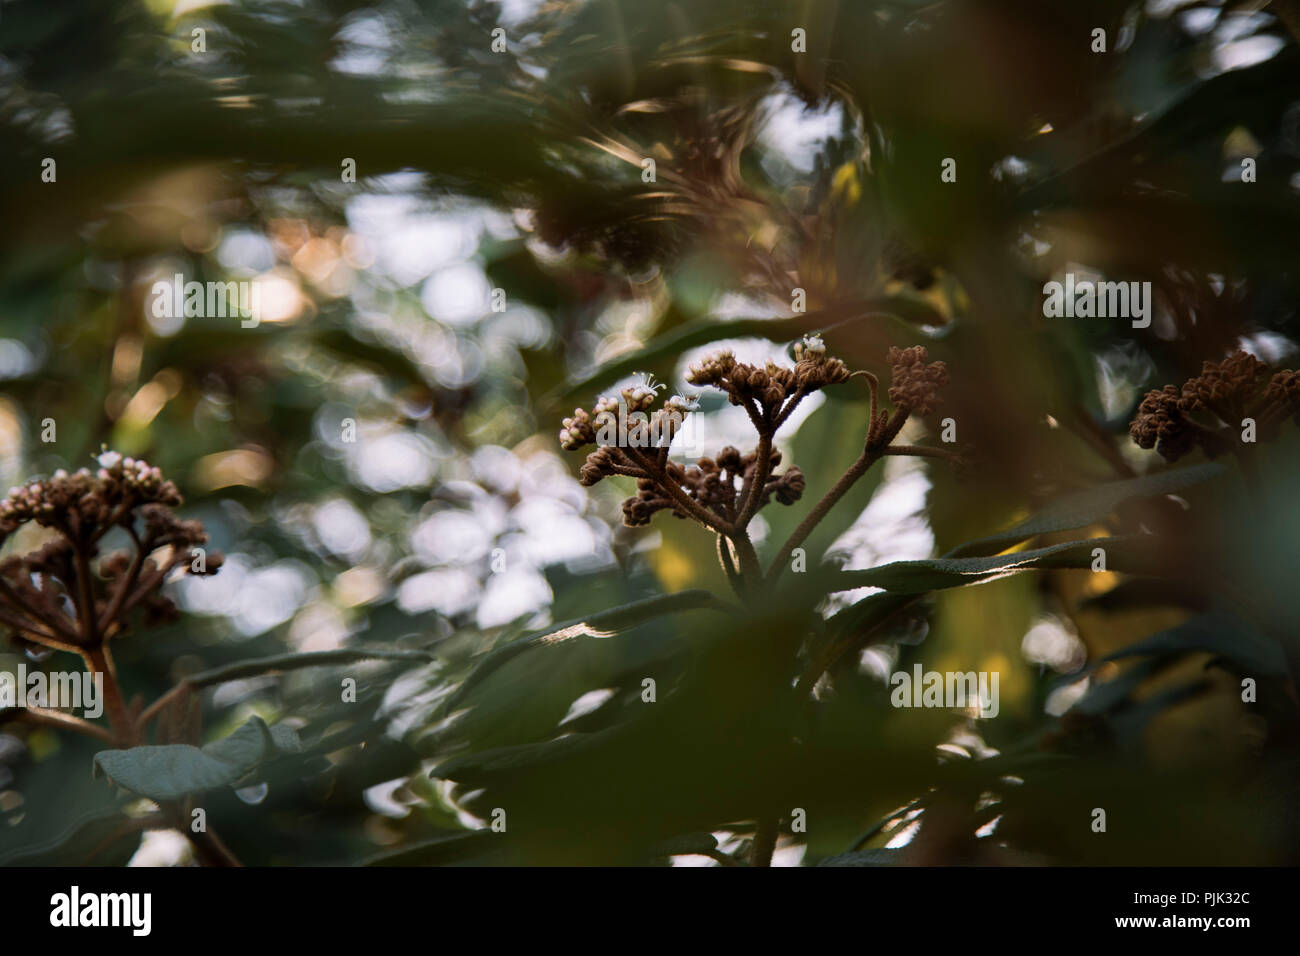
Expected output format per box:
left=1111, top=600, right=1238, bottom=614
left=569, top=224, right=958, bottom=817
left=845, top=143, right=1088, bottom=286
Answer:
left=0, top=452, right=220, bottom=649
left=1130, top=350, right=1300, bottom=461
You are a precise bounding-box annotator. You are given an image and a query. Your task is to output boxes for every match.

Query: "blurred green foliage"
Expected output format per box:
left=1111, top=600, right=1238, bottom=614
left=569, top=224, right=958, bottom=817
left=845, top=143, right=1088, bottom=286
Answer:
left=1, top=0, right=1299, bottom=865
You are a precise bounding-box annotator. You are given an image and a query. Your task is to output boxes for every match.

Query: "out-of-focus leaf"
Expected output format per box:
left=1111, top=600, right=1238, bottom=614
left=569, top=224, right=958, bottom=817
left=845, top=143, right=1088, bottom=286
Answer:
left=823, top=535, right=1162, bottom=595
left=950, top=464, right=1227, bottom=557
left=182, top=647, right=436, bottom=688
left=762, top=392, right=884, bottom=569
left=1099, top=612, right=1288, bottom=679
left=1067, top=656, right=1173, bottom=718
left=414, top=590, right=728, bottom=756
left=0, top=794, right=129, bottom=866
left=311, top=329, right=430, bottom=386
left=93, top=716, right=302, bottom=802
left=1108, top=679, right=1213, bottom=748
left=441, top=589, right=727, bottom=708
left=554, top=297, right=945, bottom=402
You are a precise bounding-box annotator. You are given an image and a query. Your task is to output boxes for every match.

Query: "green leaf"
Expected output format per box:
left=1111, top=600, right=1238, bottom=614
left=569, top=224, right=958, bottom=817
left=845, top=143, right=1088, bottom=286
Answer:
left=823, top=535, right=1161, bottom=595
left=823, top=465, right=1227, bottom=655
left=93, top=716, right=303, bottom=802
left=442, top=589, right=727, bottom=709
left=0, top=805, right=132, bottom=866
left=415, top=590, right=728, bottom=757
left=310, top=329, right=430, bottom=387
left=0, top=753, right=131, bottom=866
left=1067, top=656, right=1173, bottom=718
left=762, top=392, right=884, bottom=569
left=183, top=647, right=435, bottom=689
left=1096, top=612, right=1288, bottom=679
left=552, top=297, right=945, bottom=404
left=949, top=464, right=1227, bottom=557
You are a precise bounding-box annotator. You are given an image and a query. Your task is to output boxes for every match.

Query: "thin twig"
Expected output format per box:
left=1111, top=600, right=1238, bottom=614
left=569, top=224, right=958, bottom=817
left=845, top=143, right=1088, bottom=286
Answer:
left=735, top=430, right=773, bottom=528
left=98, top=524, right=149, bottom=636
left=767, top=448, right=877, bottom=584
left=82, top=644, right=134, bottom=746
left=0, top=705, right=114, bottom=743
left=624, top=447, right=733, bottom=535
left=137, top=647, right=435, bottom=731
left=751, top=817, right=778, bottom=867
left=716, top=534, right=743, bottom=597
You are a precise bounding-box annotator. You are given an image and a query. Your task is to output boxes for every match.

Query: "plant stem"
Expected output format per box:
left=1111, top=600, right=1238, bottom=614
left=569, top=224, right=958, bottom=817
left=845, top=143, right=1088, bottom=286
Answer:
left=716, top=534, right=743, bottom=597
left=160, top=802, right=242, bottom=867
left=766, top=447, right=878, bottom=583
left=751, top=817, right=777, bottom=867
left=735, top=431, right=773, bottom=528
left=98, top=525, right=148, bottom=636
left=728, top=528, right=763, bottom=588
left=625, top=448, right=733, bottom=535
left=0, top=705, right=114, bottom=743
left=72, top=543, right=100, bottom=645
left=766, top=407, right=910, bottom=584
left=82, top=644, right=134, bottom=747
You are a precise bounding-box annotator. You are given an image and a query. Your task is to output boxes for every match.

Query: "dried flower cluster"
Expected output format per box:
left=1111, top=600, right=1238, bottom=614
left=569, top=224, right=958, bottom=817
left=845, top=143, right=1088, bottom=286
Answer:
left=685, top=336, right=852, bottom=421
left=559, top=338, right=957, bottom=592
left=887, top=345, right=949, bottom=417
left=621, top=446, right=806, bottom=527
left=1130, top=351, right=1300, bottom=461
left=0, top=453, right=247, bottom=864
left=0, top=452, right=220, bottom=655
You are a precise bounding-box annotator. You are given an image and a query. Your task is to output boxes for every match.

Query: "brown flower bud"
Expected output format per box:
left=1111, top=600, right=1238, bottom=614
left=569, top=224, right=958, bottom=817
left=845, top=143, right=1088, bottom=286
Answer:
left=887, top=345, right=949, bottom=416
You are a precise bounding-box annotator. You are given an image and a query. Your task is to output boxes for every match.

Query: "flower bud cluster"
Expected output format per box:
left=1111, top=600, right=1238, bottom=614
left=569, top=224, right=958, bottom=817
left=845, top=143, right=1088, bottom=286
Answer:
left=0, top=454, right=220, bottom=648
left=1131, top=351, right=1300, bottom=461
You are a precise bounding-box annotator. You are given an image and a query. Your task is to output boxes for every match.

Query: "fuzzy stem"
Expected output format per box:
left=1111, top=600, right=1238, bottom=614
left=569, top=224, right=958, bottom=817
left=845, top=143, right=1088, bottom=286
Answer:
left=98, top=525, right=149, bottom=636
left=0, top=705, right=114, bottom=743
left=751, top=817, right=777, bottom=867
left=773, top=387, right=810, bottom=430
left=716, top=534, right=743, bottom=597
left=82, top=644, right=134, bottom=747
left=74, top=556, right=99, bottom=643
left=735, top=431, right=773, bottom=529
left=849, top=370, right=879, bottom=425
left=160, top=801, right=242, bottom=867
left=766, top=408, right=909, bottom=584
left=624, top=448, right=733, bottom=535
left=729, top=528, right=764, bottom=587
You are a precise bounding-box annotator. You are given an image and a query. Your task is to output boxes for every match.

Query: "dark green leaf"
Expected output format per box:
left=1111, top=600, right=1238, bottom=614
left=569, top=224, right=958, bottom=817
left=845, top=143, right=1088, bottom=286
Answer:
left=823, top=535, right=1161, bottom=595
left=950, top=465, right=1226, bottom=557
left=93, top=716, right=303, bottom=802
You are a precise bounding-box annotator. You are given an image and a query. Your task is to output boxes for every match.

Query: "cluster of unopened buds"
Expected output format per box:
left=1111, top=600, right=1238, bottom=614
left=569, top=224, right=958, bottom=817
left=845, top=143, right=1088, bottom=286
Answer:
left=559, top=337, right=957, bottom=590
left=0, top=452, right=243, bottom=862
left=1130, top=350, right=1300, bottom=462
left=560, top=379, right=698, bottom=453
left=0, top=451, right=221, bottom=656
